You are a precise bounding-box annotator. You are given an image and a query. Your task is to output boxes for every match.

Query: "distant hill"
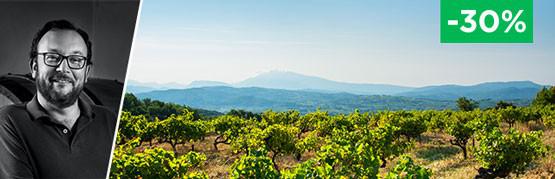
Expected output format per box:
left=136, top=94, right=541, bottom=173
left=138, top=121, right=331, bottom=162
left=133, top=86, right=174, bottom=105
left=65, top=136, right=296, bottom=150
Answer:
left=136, top=86, right=458, bottom=114
left=128, top=72, right=547, bottom=103
left=235, top=71, right=413, bottom=95
left=135, top=86, right=533, bottom=114
left=396, top=81, right=544, bottom=100
left=126, top=80, right=189, bottom=93
left=186, top=80, right=230, bottom=88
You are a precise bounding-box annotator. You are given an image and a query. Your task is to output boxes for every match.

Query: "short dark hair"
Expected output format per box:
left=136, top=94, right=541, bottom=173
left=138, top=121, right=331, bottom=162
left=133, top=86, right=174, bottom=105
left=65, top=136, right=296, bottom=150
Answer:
left=29, top=19, right=92, bottom=64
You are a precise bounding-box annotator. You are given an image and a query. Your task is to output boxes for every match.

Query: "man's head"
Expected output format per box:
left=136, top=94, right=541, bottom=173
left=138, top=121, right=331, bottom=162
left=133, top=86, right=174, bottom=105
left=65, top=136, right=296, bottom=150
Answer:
left=29, top=20, right=93, bottom=108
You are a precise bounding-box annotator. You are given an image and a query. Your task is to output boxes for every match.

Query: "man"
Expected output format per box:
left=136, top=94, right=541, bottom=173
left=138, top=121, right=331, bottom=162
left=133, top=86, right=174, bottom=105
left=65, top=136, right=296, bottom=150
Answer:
left=0, top=20, right=116, bottom=178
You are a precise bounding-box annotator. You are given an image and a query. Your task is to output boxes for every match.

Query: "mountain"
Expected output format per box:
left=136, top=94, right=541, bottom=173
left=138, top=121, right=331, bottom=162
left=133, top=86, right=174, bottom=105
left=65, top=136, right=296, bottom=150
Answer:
left=397, top=81, right=543, bottom=100
left=135, top=86, right=533, bottom=114
left=235, top=71, right=413, bottom=95
left=128, top=72, right=547, bottom=101
left=186, top=80, right=229, bottom=88
left=135, top=86, right=449, bottom=114
left=126, top=85, right=160, bottom=94
left=126, top=80, right=189, bottom=93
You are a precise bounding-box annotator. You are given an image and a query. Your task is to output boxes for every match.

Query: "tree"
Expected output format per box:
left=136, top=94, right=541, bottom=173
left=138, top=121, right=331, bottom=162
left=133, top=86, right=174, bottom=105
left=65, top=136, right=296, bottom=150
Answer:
left=117, top=111, right=148, bottom=144
left=495, top=100, right=515, bottom=109
left=457, top=97, right=478, bottom=111
left=122, top=93, right=220, bottom=120
left=532, top=86, right=555, bottom=106
left=315, top=114, right=355, bottom=137
left=211, top=115, right=247, bottom=150
left=229, top=148, right=279, bottom=178
left=123, top=93, right=146, bottom=115
left=474, top=129, right=547, bottom=178
left=263, top=124, right=300, bottom=170
left=295, top=109, right=328, bottom=138
left=363, top=123, right=411, bottom=167
left=227, top=109, right=261, bottom=121
left=262, top=110, right=301, bottom=126
left=157, top=109, right=207, bottom=152
left=231, top=125, right=265, bottom=154
left=110, top=138, right=208, bottom=178
left=397, top=115, right=427, bottom=141
left=140, top=118, right=160, bottom=146
left=446, top=111, right=476, bottom=159
left=497, top=107, right=524, bottom=128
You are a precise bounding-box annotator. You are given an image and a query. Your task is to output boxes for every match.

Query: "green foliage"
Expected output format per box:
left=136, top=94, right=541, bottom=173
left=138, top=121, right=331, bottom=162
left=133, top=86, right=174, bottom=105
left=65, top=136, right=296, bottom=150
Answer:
left=263, top=124, right=300, bottom=169
left=497, top=107, right=525, bottom=128
left=474, top=128, right=548, bottom=177
left=282, top=159, right=331, bottom=179
left=123, top=93, right=221, bottom=120
left=457, top=97, right=479, bottom=111
left=538, top=105, right=555, bottom=127
left=425, top=110, right=452, bottom=132
left=231, top=125, right=265, bottom=154
left=118, top=111, right=148, bottom=144
left=211, top=115, right=248, bottom=150
left=495, top=100, right=515, bottom=109
left=158, top=109, right=208, bottom=152
left=384, top=155, right=432, bottom=179
left=397, top=114, right=428, bottom=141
left=316, top=139, right=381, bottom=178
left=362, top=122, right=412, bottom=166
left=294, top=131, right=320, bottom=160
left=445, top=111, right=476, bottom=159
left=229, top=148, right=279, bottom=179
left=262, top=110, right=301, bottom=126
left=227, top=109, right=261, bottom=121
left=295, top=109, right=327, bottom=133
left=123, top=93, right=145, bottom=115
left=141, top=117, right=160, bottom=146
left=112, top=105, right=555, bottom=178
left=470, top=110, right=500, bottom=133
left=315, top=114, right=355, bottom=137
left=111, top=138, right=207, bottom=179
left=532, top=86, right=555, bottom=106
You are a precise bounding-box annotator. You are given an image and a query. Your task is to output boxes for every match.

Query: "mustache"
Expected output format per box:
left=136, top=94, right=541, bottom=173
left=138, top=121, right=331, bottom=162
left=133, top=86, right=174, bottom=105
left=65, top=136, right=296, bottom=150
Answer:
left=49, top=73, right=74, bottom=83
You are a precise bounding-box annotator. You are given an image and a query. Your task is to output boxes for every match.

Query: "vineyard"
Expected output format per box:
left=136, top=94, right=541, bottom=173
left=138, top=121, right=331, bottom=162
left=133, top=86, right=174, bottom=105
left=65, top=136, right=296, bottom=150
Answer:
left=110, top=88, right=555, bottom=178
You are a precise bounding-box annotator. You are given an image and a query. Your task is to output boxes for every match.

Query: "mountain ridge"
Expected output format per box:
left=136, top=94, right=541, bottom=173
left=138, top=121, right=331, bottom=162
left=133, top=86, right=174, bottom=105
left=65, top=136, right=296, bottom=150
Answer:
left=127, top=71, right=546, bottom=101
left=135, top=86, right=532, bottom=114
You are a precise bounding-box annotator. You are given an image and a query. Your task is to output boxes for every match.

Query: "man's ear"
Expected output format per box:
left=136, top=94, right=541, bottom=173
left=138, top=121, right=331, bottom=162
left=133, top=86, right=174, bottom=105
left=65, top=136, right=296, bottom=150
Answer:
left=29, top=58, right=37, bottom=79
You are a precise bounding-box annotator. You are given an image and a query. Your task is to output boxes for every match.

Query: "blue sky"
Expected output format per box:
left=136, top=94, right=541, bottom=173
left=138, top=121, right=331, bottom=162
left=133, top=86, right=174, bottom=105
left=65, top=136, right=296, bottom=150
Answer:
left=128, top=0, right=555, bottom=87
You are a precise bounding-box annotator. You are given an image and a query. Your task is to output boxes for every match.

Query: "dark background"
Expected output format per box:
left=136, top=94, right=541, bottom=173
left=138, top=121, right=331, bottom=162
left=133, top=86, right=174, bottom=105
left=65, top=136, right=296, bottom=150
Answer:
left=0, top=0, right=139, bottom=83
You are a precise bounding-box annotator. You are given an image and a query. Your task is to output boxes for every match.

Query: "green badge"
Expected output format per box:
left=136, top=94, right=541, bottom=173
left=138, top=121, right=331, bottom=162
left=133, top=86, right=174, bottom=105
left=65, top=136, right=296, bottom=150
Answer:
left=441, top=0, right=533, bottom=43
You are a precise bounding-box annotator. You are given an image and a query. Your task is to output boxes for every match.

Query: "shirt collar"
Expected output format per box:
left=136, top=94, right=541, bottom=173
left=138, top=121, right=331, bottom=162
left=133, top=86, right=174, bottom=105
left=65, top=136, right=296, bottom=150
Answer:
left=25, top=95, right=93, bottom=121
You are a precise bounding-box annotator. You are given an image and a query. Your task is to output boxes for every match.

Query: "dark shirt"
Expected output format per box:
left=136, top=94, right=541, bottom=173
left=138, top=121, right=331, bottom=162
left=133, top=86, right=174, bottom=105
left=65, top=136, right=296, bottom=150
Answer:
left=0, top=96, right=116, bottom=178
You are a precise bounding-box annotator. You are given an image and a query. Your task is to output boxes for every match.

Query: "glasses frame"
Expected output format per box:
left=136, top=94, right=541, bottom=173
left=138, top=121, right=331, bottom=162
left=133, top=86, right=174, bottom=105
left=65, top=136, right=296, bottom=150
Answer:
left=36, top=52, right=88, bottom=70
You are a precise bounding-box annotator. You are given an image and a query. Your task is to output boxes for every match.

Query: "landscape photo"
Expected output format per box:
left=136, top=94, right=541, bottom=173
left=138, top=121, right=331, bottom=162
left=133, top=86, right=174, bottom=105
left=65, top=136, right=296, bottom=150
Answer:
left=111, top=1, right=555, bottom=178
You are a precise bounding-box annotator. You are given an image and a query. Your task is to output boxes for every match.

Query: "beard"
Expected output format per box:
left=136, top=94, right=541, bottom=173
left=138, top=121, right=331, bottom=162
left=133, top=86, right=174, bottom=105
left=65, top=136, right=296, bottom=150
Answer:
left=36, top=72, right=84, bottom=108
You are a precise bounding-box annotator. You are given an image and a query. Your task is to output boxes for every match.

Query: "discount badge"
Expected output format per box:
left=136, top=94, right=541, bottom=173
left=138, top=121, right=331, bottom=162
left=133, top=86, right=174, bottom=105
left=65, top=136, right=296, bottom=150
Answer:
left=441, top=0, right=533, bottom=43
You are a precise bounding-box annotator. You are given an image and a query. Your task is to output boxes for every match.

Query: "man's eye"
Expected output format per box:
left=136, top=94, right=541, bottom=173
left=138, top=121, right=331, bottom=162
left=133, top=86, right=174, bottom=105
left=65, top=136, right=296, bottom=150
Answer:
left=68, top=57, right=85, bottom=63
left=45, top=55, right=60, bottom=62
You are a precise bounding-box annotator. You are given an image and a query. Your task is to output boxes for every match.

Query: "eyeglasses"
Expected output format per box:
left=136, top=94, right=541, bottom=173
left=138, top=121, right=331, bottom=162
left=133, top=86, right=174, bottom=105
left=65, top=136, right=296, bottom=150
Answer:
left=37, top=52, right=88, bottom=69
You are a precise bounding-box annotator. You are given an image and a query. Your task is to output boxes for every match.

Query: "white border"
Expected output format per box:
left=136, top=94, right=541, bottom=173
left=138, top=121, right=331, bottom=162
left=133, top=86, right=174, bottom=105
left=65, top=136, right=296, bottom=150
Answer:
left=105, top=0, right=143, bottom=178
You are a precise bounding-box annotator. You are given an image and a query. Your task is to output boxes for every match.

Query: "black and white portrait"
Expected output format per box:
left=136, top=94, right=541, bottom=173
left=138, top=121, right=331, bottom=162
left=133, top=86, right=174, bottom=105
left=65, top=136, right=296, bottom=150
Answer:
left=0, top=0, right=139, bottom=178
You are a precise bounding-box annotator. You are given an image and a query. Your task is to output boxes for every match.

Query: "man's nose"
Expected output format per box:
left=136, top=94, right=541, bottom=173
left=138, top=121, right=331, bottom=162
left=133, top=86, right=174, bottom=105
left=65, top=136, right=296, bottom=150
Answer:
left=55, top=58, right=71, bottom=72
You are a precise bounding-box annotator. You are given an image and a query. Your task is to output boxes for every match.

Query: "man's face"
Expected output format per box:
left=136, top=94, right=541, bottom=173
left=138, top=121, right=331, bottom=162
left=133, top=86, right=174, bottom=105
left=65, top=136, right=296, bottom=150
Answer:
left=32, top=29, right=90, bottom=108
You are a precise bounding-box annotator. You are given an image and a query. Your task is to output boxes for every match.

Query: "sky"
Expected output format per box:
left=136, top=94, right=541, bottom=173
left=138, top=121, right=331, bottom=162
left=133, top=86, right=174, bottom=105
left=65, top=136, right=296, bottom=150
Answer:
left=128, top=0, right=555, bottom=87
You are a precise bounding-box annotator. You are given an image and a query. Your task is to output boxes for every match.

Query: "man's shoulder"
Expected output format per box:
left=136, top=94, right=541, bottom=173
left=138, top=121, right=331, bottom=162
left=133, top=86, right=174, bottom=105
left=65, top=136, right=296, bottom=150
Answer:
left=0, top=104, right=31, bottom=129
left=0, top=104, right=28, bottom=119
